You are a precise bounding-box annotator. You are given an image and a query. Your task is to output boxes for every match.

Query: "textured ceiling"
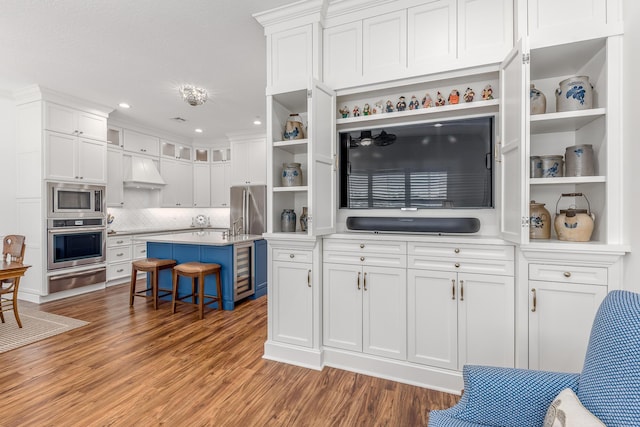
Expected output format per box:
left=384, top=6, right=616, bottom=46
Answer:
left=0, top=0, right=294, bottom=143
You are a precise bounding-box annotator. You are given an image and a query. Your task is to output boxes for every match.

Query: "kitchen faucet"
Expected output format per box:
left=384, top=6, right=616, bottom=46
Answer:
left=232, top=217, right=243, bottom=236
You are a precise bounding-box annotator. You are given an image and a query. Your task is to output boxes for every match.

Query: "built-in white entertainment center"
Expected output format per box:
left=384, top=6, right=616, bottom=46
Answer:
left=255, top=0, right=628, bottom=394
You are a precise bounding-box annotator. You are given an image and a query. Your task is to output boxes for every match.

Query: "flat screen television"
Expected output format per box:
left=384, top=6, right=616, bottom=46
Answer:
left=339, top=116, right=494, bottom=209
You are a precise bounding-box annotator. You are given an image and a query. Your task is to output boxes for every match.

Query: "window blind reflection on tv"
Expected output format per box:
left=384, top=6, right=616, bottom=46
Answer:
left=339, top=116, right=494, bottom=209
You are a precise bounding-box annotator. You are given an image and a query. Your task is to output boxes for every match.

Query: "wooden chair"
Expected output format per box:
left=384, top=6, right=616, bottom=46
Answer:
left=172, top=262, right=223, bottom=320
left=1, top=235, right=26, bottom=328
left=129, top=258, right=177, bottom=310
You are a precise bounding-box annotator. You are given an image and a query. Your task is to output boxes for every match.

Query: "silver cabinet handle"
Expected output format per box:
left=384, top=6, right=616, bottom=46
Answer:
left=360, top=256, right=365, bottom=262
left=459, top=280, right=464, bottom=301
left=357, top=271, right=361, bottom=290
left=564, top=272, right=571, bottom=278
left=116, top=253, right=124, bottom=257
left=360, top=243, right=365, bottom=248
left=455, top=263, right=460, bottom=268
left=363, top=272, right=367, bottom=291
left=307, top=269, right=311, bottom=287
left=454, top=248, right=460, bottom=254
left=451, top=279, right=456, bottom=300
left=531, top=288, right=537, bottom=312
left=289, top=253, right=294, bottom=258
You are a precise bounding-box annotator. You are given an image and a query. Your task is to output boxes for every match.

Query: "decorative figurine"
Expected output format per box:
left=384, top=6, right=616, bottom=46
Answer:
left=396, top=96, right=407, bottom=111
left=339, top=105, right=350, bottom=118
left=374, top=100, right=384, bottom=114
left=482, top=84, right=494, bottom=100
left=463, top=87, right=475, bottom=103
left=435, top=91, right=446, bottom=106
left=422, top=92, right=433, bottom=108
left=448, top=89, right=460, bottom=105
left=353, top=105, right=361, bottom=117
left=409, top=95, right=420, bottom=110
left=386, top=100, right=394, bottom=113
left=363, top=103, right=371, bottom=116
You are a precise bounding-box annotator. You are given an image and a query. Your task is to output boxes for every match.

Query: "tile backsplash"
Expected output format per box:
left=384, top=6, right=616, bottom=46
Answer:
left=108, top=207, right=230, bottom=232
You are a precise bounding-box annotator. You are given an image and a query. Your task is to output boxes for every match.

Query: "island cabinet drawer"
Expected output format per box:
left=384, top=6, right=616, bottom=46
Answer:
left=108, top=236, right=132, bottom=247
left=323, top=250, right=406, bottom=268
left=133, top=243, right=148, bottom=260
left=107, top=261, right=131, bottom=280
left=272, top=248, right=313, bottom=263
left=408, top=242, right=514, bottom=261
left=323, top=239, right=406, bottom=255
left=408, top=255, right=514, bottom=276
left=107, top=245, right=132, bottom=262
left=529, top=264, right=607, bottom=286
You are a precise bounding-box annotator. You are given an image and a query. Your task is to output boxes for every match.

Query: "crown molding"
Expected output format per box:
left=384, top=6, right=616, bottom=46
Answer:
left=13, top=84, right=113, bottom=117
left=253, top=0, right=327, bottom=33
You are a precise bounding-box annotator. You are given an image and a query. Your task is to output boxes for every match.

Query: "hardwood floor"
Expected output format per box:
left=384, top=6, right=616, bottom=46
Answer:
left=1, top=284, right=459, bottom=426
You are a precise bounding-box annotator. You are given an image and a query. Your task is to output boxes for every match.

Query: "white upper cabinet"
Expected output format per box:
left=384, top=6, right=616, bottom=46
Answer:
left=122, top=129, right=160, bottom=156
left=407, top=1, right=457, bottom=72
left=230, top=137, right=266, bottom=186
left=45, top=131, right=107, bottom=184
left=458, top=0, right=514, bottom=65
left=322, top=21, right=363, bottom=89
left=45, top=102, right=107, bottom=141
left=210, top=162, right=231, bottom=208
left=269, top=25, right=315, bottom=93
left=525, top=0, right=622, bottom=48
left=161, top=140, right=192, bottom=161
left=160, top=158, right=193, bottom=207
left=362, top=11, right=407, bottom=82
left=107, top=147, right=124, bottom=207
left=193, top=163, right=211, bottom=208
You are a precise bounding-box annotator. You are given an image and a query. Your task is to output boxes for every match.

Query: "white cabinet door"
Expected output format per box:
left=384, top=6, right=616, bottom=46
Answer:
left=210, top=162, right=231, bottom=207
left=529, top=281, right=607, bottom=373
left=362, top=11, right=407, bottom=81
left=323, top=21, right=363, bottom=89
left=77, top=138, right=107, bottom=183
left=458, top=0, right=513, bottom=65
left=45, top=103, right=106, bottom=141
left=107, top=147, right=124, bottom=207
left=193, top=163, right=211, bottom=208
left=362, top=265, right=407, bottom=360
left=458, top=272, right=514, bottom=369
left=323, top=262, right=363, bottom=352
left=499, top=39, right=529, bottom=244
left=45, top=131, right=76, bottom=181
left=407, top=1, right=457, bottom=72
left=230, top=138, right=266, bottom=185
left=272, top=260, right=314, bottom=347
left=407, top=269, right=458, bottom=370
left=269, top=24, right=314, bottom=92
left=308, top=80, right=336, bottom=236
left=77, top=111, right=107, bottom=141
left=161, top=158, right=193, bottom=207
left=123, top=129, right=160, bottom=156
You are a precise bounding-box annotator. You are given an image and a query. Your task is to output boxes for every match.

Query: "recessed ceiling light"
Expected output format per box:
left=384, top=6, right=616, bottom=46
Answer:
left=195, top=128, right=203, bottom=133
left=433, top=123, right=443, bottom=127
left=253, top=118, right=262, bottom=125
left=118, top=102, right=131, bottom=109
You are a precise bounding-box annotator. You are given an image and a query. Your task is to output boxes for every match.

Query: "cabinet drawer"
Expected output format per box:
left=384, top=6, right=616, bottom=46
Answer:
left=408, top=255, right=513, bottom=276
left=107, top=245, right=132, bottom=263
left=133, top=243, right=148, bottom=260
left=272, top=248, right=313, bottom=263
left=529, top=264, right=607, bottom=286
left=107, top=261, right=131, bottom=280
left=408, top=242, right=514, bottom=261
left=323, top=239, right=407, bottom=255
left=324, top=250, right=406, bottom=269
left=108, top=236, right=132, bottom=247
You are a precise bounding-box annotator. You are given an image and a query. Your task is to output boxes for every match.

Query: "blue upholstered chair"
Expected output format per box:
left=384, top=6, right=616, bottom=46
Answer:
left=428, top=290, right=640, bottom=427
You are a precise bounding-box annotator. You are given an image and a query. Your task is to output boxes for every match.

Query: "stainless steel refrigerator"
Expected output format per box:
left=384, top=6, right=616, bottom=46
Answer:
left=230, top=185, right=267, bottom=235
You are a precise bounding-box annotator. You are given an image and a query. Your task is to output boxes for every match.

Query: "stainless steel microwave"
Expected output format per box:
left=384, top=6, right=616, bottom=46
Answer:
left=48, top=182, right=106, bottom=218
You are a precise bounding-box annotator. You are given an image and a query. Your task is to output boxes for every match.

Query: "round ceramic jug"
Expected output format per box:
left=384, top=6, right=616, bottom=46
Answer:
left=283, top=113, right=305, bottom=140
left=540, top=155, right=564, bottom=177
left=555, top=76, right=593, bottom=112
left=530, top=201, right=551, bottom=239
left=281, top=209, right=296, bottom=232
left=554, top=193, right=595, bottom=242
left=530, top=156, right=543, bottom=178
left=565, top=144, right=595, bottom=176
left=530, top=84, right=546, bottom=115
left=281, top=162, right=302, bottom=187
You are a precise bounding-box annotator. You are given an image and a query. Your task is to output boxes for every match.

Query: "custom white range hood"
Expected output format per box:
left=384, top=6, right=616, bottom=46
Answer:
left=123, top=157, right=166, bottom=189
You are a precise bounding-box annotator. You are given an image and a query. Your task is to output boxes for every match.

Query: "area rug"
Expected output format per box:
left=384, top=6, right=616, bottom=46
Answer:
left=0, top=308, right=88, bottom=353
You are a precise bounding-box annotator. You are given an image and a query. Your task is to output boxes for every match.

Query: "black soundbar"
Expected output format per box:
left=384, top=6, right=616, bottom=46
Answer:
left=346, top=216, right=481, bottom=234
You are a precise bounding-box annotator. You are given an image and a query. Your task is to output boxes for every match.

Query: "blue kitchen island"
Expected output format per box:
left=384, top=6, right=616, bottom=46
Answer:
left=138, top=231, right=267, bottom=310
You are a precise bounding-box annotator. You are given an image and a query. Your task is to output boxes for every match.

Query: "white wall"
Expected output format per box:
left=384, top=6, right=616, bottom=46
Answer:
left=0, top=94, right=17, bottom=238
left=623, top=0, right=640, bottom=293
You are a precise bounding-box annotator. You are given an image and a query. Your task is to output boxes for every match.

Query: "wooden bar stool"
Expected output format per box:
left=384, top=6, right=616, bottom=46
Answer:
left=172, top=262, right=223, bottom=320
left=129, top=258, right=177, bottom=309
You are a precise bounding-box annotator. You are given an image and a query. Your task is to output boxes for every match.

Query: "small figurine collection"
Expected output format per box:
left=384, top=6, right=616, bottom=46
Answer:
left=338, top=84, right=494, bottom=118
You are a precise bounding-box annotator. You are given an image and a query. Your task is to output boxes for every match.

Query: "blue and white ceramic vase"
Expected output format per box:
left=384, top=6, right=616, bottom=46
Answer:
left=283, top=113, right=305, bottom=140
left=281, top=209, right=296, bottom=232
left=281, top=163, right=302, bottom=187
left=530, top=84, right=546, bottom=115
left=555, top=76, right=593, bottom=112
left=299, top=207, right=308, bottom=232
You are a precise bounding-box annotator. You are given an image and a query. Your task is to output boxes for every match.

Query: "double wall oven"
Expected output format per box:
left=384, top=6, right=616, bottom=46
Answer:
left=47, top=183, right=107, bottom=293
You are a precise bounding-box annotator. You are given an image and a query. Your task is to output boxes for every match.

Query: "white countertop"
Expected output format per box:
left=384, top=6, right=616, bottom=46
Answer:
left=136, top=231, right=264, bottom=246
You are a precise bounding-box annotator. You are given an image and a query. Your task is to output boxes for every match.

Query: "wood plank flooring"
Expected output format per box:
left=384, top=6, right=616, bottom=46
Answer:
left=1, top=284, right=459, bottom=426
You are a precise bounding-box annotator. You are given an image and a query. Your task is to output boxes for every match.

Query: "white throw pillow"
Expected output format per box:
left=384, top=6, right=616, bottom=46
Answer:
left=543, top=388, right=606, bottom=427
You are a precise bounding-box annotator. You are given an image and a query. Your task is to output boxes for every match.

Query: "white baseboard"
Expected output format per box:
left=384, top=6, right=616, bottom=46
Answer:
left=263, top=340, right=324, bottom=370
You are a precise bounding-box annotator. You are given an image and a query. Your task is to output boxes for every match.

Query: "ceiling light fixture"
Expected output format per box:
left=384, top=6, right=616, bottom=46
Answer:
left=253, top=118, right=262, bottom=125
left=118, top=102, right=131, bottom=109
left=195, top=128, right=203, bottom=133
left=179, top=84, right=208, bottom=106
